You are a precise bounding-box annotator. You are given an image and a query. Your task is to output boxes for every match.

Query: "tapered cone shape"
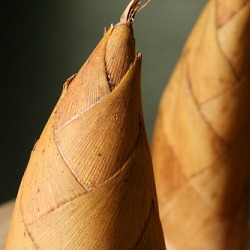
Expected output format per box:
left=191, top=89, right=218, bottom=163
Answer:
left=6, top=2, right=165, bottom=249
left=152, top=0, right=250, bottom=249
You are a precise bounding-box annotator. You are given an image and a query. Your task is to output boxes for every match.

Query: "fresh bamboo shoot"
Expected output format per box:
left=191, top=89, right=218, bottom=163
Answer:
left=152, top=0, right=250, bottom=249
left=6, top=1, right=165, bottom=249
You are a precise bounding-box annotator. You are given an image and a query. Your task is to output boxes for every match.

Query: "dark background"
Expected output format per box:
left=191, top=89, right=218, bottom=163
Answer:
left=0, top=0, right=207, bottom=204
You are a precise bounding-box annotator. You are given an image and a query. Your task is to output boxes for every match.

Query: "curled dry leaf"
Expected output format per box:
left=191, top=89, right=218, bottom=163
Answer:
left=152, top=0, right=250, bottom=249
left=6, top=1, right=165, bottom=249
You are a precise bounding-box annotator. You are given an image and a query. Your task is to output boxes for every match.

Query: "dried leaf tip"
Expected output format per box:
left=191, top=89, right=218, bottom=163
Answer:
left=120, top=0, right=151, bottom=23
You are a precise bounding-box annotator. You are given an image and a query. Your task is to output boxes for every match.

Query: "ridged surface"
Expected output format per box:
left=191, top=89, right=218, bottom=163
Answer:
left=105, top=23, right=136, bottom=89
left=6, top=20, right=165, bottom=249
left=152, top=0, right=250, bottom=249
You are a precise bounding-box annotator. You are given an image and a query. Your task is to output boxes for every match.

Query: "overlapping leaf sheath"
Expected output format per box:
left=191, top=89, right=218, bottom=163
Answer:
left=6, top=1, right=165, bottom=249
left=152, top=0, right=250, bottom=249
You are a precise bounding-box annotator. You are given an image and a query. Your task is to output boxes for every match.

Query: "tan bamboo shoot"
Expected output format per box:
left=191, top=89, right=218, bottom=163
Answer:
left=6, top=1, right=165, bottom=249
left=152, top=0, right=250, bottom=249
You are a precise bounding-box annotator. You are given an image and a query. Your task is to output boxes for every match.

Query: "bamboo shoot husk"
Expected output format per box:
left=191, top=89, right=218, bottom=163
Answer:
left=152, top=0, right=250, bottom=249
left=6, top=1, right=165, bottom=249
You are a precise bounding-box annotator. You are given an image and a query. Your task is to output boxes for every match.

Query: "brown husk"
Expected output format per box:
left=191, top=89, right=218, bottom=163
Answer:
left=6, top=1, right=165, bottom=249
left=152, top=0, right=250, bottom=249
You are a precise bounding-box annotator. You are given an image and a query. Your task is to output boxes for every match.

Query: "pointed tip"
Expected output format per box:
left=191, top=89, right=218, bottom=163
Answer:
left=105, top=23, right=136, bottom=90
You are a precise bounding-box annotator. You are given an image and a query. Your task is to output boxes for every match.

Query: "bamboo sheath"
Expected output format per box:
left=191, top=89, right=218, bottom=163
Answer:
left=152, top=0, right=250, bottom=249
left=6, top=1, right=165, bottom=249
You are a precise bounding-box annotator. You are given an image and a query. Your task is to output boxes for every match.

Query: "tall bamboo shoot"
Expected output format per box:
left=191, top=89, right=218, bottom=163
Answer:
left=6, top=1, right=165, bottom=249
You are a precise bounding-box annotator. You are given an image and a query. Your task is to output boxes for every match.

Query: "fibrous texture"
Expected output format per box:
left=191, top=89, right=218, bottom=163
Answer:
left=6, top=3, right=165, bottom=248
left=152, top=0, right=250, bottom=249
